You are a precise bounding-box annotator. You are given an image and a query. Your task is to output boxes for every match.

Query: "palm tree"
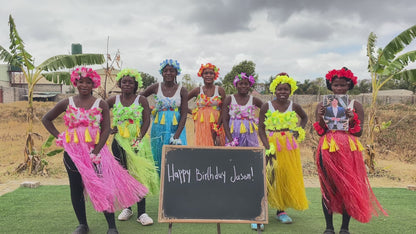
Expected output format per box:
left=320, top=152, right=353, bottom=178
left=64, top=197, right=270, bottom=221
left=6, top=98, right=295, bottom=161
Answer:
left=366, top=25, right=416, bottom=173
left=0, top=15, right=105, bottom=174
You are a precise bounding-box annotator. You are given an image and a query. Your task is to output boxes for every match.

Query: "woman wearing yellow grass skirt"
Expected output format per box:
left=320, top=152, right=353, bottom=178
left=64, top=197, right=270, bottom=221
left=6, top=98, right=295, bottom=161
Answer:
left=259, top=73, right=309, bottom=225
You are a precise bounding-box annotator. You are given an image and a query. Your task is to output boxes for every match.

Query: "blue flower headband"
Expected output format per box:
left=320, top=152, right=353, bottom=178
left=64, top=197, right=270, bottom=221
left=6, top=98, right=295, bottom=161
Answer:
left=159, top=59, right=182, bottom=75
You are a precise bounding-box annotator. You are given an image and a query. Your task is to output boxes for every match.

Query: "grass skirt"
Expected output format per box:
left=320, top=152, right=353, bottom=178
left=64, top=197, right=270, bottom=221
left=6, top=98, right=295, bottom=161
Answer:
left=266, top=131, right=309, bottom=211
left=193, top=107, right=225, bottom=146
left=151, top=110, right=187, bottom=175
left=316, top=131, right=387, bottom=223
left=114, top=132, right=159, bottom=195
left=59, top=126, right=148, bottom=212
left=228, top=119, right=258, bottom=147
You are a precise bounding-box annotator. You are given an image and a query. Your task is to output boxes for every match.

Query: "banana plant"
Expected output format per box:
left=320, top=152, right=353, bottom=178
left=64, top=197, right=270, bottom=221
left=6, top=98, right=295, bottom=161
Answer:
left=366, top=25, right=416, bottom=173
left=0, top=15, right=104, bottom=174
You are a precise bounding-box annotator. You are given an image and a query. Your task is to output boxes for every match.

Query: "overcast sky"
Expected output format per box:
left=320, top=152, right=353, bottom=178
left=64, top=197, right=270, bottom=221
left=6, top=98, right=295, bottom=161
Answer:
left=1, top=0, right=415, bottom=84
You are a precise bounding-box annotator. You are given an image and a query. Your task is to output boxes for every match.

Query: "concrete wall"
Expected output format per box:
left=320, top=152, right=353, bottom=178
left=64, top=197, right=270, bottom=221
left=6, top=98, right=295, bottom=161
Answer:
left=2, top=85, right=415, bottom=105
left=0, top=86, right=27, bottom=103
left=253, top=93, right=416, bottom=106
left=12, top=83, right=63, bottom=93
left=0, top=64, right=10, bottom=87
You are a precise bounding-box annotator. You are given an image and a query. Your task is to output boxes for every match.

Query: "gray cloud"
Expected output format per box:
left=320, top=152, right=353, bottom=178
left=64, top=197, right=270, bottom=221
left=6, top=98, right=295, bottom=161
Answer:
left=1, top=0, right=416, bottom=83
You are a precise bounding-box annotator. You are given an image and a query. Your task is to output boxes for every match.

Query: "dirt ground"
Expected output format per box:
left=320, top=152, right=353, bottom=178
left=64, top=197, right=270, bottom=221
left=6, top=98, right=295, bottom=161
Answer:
left=1, top=101, right=415, bottom=196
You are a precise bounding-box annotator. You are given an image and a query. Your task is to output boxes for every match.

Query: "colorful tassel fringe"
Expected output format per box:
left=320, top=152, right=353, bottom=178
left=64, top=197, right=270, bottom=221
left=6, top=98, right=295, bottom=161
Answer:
left=209, top=112, right=215, bottom=123
left=172, top=114, right=178, bottom=125
left=73, top=129, right=79, bottom=143
left=160, top=113, right=165, bottom=125
left=85, top=128, right=92, bottom=142
left=240, top=122, right=247, bottom=133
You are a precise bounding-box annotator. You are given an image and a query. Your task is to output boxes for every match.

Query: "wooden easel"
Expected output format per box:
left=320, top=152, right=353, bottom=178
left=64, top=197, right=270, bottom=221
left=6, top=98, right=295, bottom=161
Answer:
left=167, top=222, right=263, bottom=233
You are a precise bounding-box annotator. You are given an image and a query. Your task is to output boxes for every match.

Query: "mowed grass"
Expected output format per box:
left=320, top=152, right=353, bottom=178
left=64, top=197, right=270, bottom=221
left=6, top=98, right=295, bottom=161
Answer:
left=1, top=186, right=415, bottom=234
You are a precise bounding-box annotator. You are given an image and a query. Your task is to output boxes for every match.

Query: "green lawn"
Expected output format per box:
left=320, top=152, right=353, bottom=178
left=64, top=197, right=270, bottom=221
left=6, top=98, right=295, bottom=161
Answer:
left=0, top=186, right=414, bottom=233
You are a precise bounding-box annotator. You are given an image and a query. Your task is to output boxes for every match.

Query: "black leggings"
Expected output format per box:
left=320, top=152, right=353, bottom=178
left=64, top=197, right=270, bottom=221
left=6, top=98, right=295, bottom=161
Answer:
left=64, top=152, right=116, bottom=229
left=112, top=140, right=146, bottom=217
left=319, top=151, right=351, bottom=231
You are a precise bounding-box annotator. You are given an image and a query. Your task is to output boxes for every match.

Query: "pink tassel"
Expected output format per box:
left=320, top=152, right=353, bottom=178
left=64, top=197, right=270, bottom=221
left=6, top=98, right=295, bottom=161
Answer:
left=292, top=136, right=298, bottom=149
left=286, top=136, right=293, bottom=150
left=269, top=132, right=274, bottom=137
left=276, top=138, right=281, bottom=152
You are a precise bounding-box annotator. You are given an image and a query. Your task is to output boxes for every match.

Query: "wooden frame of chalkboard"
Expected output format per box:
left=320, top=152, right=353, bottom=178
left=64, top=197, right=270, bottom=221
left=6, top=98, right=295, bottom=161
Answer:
left=158, top=145, right=268, bottom=224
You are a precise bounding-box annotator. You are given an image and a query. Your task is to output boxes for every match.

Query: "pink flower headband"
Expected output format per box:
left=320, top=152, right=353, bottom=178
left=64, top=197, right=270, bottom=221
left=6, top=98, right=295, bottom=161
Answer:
left=233, top=72, right=255, bottom=87
left=70, top=67, right=101, bottom=88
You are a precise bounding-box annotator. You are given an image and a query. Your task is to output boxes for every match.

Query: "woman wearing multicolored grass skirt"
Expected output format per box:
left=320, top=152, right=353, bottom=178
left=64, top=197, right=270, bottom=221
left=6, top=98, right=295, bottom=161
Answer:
left=141, top=59, right=188, bottom=175
left=314, top=67, right=387, bottom=234
left=107, top=68, right=159, bottom=226
left=188, top=63, right=226, bottom=146
left=222, top=73, right=263, bottom=147
left=259, top=73, right=309, bottom=226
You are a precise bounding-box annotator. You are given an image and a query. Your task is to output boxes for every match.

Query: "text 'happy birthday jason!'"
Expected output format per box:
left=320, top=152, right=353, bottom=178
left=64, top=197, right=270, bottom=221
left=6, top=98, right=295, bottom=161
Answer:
left=166, top=163, right=255, bottom=184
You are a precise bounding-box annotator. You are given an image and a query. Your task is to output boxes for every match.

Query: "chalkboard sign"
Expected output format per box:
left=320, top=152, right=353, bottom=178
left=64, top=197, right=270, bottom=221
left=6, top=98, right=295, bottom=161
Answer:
left=158, top=145, right=268, bottom=224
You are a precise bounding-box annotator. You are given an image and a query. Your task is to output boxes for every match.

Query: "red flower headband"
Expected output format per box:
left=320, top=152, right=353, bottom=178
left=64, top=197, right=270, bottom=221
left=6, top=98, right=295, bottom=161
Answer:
left=197, top=63, right=220, bottom=80
left=325, top=67, right=357, bottom=85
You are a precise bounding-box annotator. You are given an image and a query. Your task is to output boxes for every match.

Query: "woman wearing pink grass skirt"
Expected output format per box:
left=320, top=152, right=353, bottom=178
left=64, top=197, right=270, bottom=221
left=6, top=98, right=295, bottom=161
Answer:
left=42, top=67, right=148, bottom=234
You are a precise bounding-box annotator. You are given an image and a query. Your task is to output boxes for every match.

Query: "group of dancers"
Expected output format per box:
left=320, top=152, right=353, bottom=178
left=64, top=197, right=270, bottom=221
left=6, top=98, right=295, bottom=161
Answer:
left=42, top=60, right=387, bottom=234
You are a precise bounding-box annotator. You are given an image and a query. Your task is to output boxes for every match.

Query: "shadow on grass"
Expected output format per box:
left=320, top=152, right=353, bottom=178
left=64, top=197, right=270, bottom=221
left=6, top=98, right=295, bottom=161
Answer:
left=0, top=186, right=414, bottom=233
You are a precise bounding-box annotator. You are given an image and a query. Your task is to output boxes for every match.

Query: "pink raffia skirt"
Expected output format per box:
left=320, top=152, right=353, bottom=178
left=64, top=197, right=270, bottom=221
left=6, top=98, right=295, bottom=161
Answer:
left=316, top=131, right=387, bottom=223
left=58, top=126, right=148, bottom=213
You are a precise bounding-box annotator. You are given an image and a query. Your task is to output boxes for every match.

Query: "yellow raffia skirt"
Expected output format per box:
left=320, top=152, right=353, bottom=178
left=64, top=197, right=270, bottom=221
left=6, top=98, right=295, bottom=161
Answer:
left=266, top=131, right=309, bottom=211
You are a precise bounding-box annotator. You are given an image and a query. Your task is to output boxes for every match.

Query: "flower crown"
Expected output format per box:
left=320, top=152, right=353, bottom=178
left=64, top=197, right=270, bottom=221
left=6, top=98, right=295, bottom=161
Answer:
left=70, top=67, right=101, bottom=88
left=325, top=67, right=357, bottom=85
left=116, top=68, right=143, bottom=88
left=159, top=59, right=181, bottom=75
left=233, top=72, right=255, bottom=87
left=197, top=63, right=220, bottom=80
left=269, top=74, right=298, bottom=95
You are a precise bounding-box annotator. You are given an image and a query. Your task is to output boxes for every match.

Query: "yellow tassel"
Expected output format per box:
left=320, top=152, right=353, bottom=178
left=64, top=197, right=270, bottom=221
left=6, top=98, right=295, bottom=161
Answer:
left=175, top=107, right=178, bottom=112
left=85, top=128, right=92, bottom=142
left=209, top=112, right=215, bottom=123
left=136, top=125, right=140, bottom=137
left=193, top=112, right=198, bottom=120
left=240, top=122, right=247, bottom=133
left=200, top=113, right=204, bottom=123
left=322, top=136, right=329, bottom=150
left=118, top=125, right=123, bottom=136
left=73, top=129, right=79, bottom=143
left=154, top=112, right=159, bottom=124
left=349, top=137, right=357, bottom=151
left=356, top=139, right=365, bottom=151
left=252, top=122, right=258, bottom=130
left=123, top=126, right=130, bottom=138
left=230, top=122, right=234, bottom=133
left=249, top=122, right=253, bottom=133
left=95, top=131, right=100, bottom=144
left=329, top=137, right=339, bottom=152
left=65, top=130, right=70, bottom=143
left=172, top=114, right=178, bottom=125
left=160, top=113, right=166, bottom=125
